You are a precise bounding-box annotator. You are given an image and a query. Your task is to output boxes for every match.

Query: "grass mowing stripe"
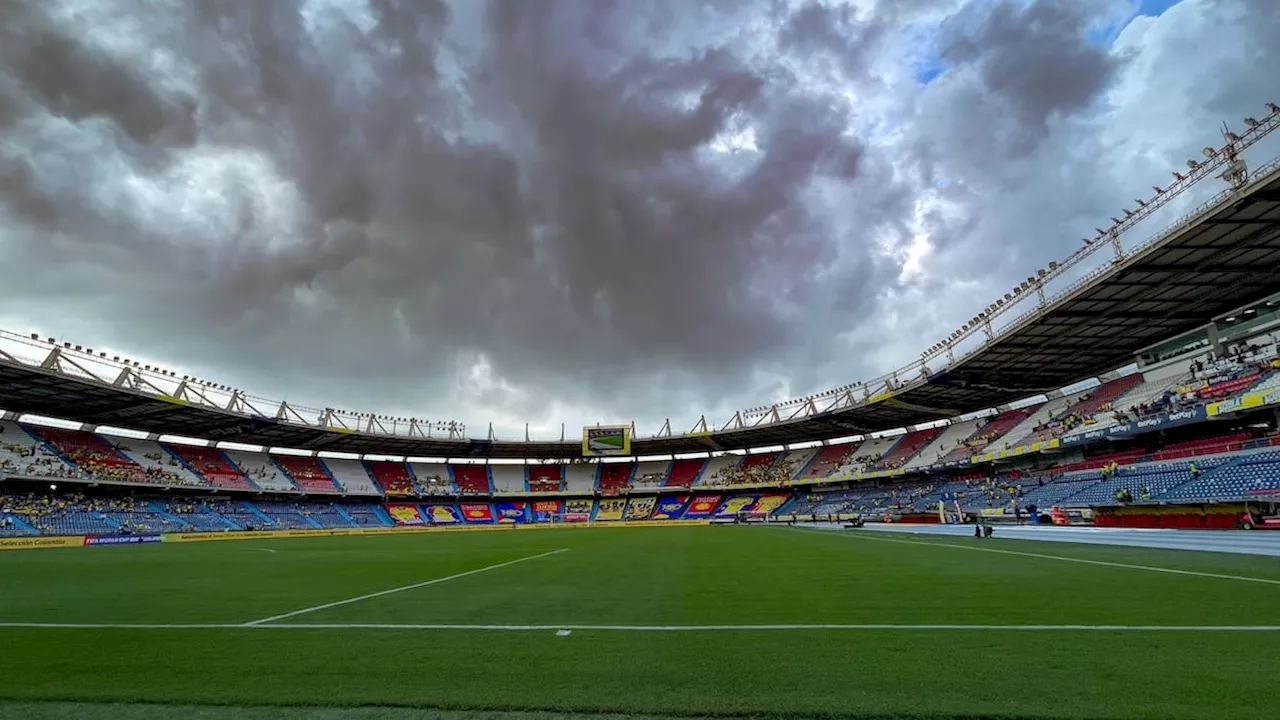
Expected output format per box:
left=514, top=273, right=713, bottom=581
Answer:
left=786, top=526, right=1280, bottom=585
left=242, top=548, right=570, bottom=625
left=3, top=623, right=1280, bottom=631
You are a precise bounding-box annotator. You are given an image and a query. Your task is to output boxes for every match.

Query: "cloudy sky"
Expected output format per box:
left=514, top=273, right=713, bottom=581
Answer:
left=1, top=0, right=1278, bottom=440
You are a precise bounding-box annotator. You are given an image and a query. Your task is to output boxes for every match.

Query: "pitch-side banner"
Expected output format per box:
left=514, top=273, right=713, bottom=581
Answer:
left=582, top=425, right=632, bottom=456
left=425, top=505, right=462, bottom=524
left=683, top=495, right=722, bottom=518
left=594, top=498, right=627, bottom=521
left=386, top=504, right=426, bottom=526
left=624, top=496, right=656, bottom=520
left=460, top=503, right=495, bottom=523
left=531, top=500, right=562, bottom=522
left=496, top=501, right=528, bottom=523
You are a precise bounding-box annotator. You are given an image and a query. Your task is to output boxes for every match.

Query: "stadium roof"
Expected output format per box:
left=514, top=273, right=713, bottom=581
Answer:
left=3, top=163, right=1280, bottom=460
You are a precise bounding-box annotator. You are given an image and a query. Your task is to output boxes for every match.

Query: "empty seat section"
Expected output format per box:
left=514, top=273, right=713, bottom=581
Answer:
left=490, top=464, right=527, bottom=493
left=166, top=445, right=256, bottom=490
left=564, top=463, right=598, bottom=492
left=527, top=464, right=565, bottom=492
left=343, top=504, right=392, bottom=526
left=252, top=501, right=317, bottom=529
left=321, top=458, right=380, bottom=495
left=408, top=463, right=453, bottom=494
left=366, top=461, right=417, bottom=496
left=664, top=459, right=705, bottom=487
left=631, top=460, right=672, bottom=487
left=451, top=465, right=491, bottom=494
left=224, top=450, right=296, bottom=492
left=597, top=462, right=635, bottom=493
left=203, top=500, right=264, bottom=529
left=306, top=504, right=357, bottom=528
left=1159, top=449, right=1280, bottom=501
left=275, top=456, right=343, bottom=494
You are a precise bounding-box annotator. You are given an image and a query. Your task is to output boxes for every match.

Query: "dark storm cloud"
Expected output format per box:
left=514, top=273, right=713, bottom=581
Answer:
left=0, top=0, right=909, bottom=428
left=0, top=0, right=1273, bottom=434
left=937, top=0, right=1125, bottom=155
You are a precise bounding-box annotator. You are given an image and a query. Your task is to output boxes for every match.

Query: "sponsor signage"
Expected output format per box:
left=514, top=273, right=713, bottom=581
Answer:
left=84, top=535, right=163, bottom=546
left=1058, top=407, right=1207, bottom=447
left=0, top=535, right=86, bottom=551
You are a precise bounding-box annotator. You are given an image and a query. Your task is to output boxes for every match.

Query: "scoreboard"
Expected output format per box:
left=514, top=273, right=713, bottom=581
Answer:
left=582, top=425, right=632, bottom=457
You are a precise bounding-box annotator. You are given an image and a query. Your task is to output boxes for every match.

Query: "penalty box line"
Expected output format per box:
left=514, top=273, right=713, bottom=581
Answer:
left=1, top=623, right=1280, bottom=632
left=243, top=547, right=570, bottom=626
left=785, top=527, right=1280, bottom=586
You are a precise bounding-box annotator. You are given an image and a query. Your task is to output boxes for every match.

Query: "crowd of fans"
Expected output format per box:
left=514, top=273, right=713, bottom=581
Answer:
left=703, top=456, right=802, bottom=487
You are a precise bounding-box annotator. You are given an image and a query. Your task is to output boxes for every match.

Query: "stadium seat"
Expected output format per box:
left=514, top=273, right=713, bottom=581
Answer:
left=663, top=459, right=706, bottom=487
left=451, top=465, right=492, bottom=494
left=365, top=461, right=418, bottom=496
left=597, top=462, right=635, bottom=493
left=527, top=464, right=565, bottom=492
left=274, top=456, right=345, bottom=494
left=320, top=458, right=381, bottom=495
left=489, top=464, right=527, bottom=493
left=164, top=445, right=257, bottom=490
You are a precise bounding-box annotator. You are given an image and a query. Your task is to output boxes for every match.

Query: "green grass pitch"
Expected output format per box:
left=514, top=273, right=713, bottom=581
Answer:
left=1, top=525, right=1278, bottom=719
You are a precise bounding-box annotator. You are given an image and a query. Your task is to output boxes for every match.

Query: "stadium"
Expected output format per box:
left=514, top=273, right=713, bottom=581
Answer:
left=4, top=4, right=1280, bottom=720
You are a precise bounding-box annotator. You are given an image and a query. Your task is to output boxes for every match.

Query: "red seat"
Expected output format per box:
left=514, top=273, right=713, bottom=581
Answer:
left=274, top=456, right=342, bottom=494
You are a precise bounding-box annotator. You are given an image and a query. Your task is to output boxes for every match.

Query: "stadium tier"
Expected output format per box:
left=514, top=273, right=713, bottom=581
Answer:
left=451, top=465, right=492, bottom=494
left=365, top=461, right=418, bottom=496
left=166, top=445, right=256, bottom=491
left=597, top=462, right=635, bottom=493
left=274, top=455, right=344, bottom=494
left=664, top=458, right=705, bottom=487
left=527, top=464, right=565, bottom=492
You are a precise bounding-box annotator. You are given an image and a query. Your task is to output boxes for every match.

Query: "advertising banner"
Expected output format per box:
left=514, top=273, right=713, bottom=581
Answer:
left=0, top=535, right=86, bottom=551
left=83, top=535, right=163, bottom=547
left=386, top=504, right=426, bottom=526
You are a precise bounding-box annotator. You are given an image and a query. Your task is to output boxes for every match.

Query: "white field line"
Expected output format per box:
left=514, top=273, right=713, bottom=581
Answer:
left=243, top=547, right=570, bottom=626
left=786, top=527, right=1280, bottom=586
left=0, top=622, right=1279, bottom=632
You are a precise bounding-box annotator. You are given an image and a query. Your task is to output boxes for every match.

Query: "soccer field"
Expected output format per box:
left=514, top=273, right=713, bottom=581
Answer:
left=2, top=525, right=1278, bottom=720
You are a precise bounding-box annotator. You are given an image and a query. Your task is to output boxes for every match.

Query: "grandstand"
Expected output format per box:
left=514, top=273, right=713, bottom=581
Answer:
left=564, top=462, right=597, bottom=492
left=408, top=462, right=454, bottom=494
left=322, top=458, right=380, bottom=495
left=663, top=458, right=705, bottom=487
left=596, top=462, right=634, bottom=493
left=630, top=460, right=671, bottom=487
left=166, top=445, right=256, bottom=491
left=527, top=464, right=564, bottom=492
left=451, top=464, right=492, bottom=494
left=274, top=455, right=344, bottom=494
left=697, top=454, right=742, bottom=486
left=489, top=464, right=525, bottom=493
left=366, top=461, right=418, bottom=496
left=796, top=442, right=857, bottom=480
left=223, top=450, right=297, bottom=492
